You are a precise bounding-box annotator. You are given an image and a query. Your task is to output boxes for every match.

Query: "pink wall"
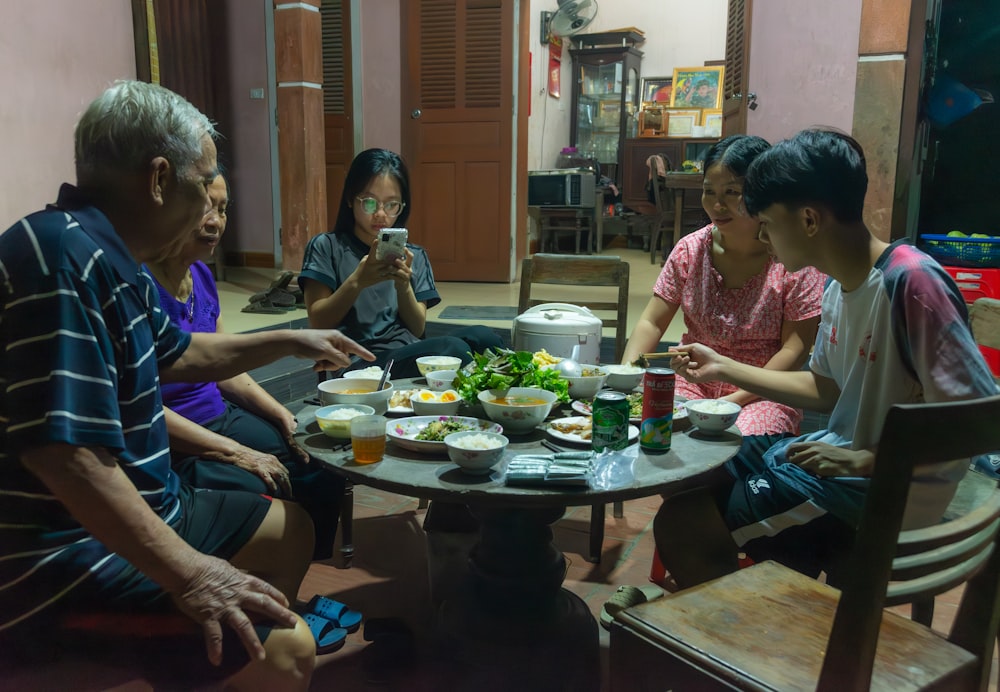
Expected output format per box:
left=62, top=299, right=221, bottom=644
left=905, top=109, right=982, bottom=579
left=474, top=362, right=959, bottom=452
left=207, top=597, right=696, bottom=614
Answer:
left=360, top=0, right=402, bottom=152
left=220, top=0, right=276, bottom=257
left=0, top=0, right=135, bottom=223
left=747, top=0, right=862, bottom=143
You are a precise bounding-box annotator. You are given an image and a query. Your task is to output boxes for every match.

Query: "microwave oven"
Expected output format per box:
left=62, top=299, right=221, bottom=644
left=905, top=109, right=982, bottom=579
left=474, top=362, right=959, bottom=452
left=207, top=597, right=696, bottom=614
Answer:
left=527, top=169, right=596, bottom=207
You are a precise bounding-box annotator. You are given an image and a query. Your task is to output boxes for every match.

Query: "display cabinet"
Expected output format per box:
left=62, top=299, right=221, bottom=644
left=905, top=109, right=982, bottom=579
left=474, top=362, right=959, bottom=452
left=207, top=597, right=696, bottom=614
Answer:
left=569, top=31, right=644, bottom=187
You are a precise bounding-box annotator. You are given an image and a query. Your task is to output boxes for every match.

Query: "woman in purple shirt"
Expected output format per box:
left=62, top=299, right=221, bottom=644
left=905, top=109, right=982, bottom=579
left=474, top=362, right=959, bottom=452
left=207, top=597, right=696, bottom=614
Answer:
left=146, top=173, right=343, bottom=560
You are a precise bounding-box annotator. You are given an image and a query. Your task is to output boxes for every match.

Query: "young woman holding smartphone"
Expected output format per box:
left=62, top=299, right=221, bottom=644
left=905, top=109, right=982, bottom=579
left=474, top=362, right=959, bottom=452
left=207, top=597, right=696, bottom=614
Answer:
left=299, top=148, right=503, bottom=379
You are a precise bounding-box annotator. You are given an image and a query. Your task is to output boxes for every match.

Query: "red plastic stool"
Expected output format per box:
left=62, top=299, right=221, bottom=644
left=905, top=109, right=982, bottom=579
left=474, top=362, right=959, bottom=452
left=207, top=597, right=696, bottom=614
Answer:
left=648, top=548, right=755, bottom=588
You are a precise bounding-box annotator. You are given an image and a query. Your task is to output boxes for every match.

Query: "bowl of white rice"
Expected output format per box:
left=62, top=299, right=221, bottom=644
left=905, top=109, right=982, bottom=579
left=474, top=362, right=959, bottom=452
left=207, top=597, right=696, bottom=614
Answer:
left=344, top=366, right=384, bottom=380
left=443, top=431, right=509, bottom=475
left=315, top=404, right=376, bottom=438
left=685, top=399, right=741, bottom=434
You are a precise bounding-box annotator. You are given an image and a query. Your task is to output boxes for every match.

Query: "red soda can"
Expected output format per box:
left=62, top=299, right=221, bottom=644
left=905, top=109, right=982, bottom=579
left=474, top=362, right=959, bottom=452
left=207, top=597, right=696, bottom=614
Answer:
left=639, top=368, right=676, bottom=453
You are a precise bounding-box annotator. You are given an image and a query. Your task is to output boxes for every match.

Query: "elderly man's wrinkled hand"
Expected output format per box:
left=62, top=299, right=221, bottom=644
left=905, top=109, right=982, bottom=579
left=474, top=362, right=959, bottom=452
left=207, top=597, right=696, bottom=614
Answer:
left=291, top=329, right=375, bottom=370
left=172, top=553, right=298, bottom=666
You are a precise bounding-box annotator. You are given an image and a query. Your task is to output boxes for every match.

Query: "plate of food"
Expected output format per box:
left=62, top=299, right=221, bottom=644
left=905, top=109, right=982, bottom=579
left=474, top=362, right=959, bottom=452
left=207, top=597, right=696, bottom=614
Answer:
left=571, top=393, right=687, bottom=424
left=546, top=415, right=639, bottom=446
left=387, top=415, right=503, bottom=454
left=387, top=388, right=419, bottom=415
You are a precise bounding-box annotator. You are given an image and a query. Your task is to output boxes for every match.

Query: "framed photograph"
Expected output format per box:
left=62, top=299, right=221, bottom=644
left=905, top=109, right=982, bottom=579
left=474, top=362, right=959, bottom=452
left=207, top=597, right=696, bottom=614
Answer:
left=640, top=76, right=673, bottom=105
left=638, top=106, right=668, bottom=137
left=664, top=108, right=700, bottom=137
left=670, top=66, right=725, bottom=110
left=701, top=110, right=723, bottom=137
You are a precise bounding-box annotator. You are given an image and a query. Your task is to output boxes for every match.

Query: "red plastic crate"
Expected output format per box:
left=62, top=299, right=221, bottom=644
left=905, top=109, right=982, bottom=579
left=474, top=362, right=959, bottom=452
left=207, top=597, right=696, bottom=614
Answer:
left=943, top=266, right=1000, bottom=376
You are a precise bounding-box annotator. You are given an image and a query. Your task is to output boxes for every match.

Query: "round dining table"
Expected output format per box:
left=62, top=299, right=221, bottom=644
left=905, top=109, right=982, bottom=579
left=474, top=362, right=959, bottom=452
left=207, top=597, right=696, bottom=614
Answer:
left=296, top=378, right=741, bottom=690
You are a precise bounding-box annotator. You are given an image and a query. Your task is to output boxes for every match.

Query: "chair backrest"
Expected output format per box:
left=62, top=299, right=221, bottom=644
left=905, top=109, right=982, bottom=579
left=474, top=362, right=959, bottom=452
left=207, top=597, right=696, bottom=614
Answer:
left=971, top=296, right=1000, bottom=360
left=517, top=254, right=630, bottom=363
left=820, top=393, right=1000, bottom=691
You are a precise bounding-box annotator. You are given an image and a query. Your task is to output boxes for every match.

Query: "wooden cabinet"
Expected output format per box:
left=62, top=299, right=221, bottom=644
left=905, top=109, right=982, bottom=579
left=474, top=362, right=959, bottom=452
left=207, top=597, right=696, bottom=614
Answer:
left=569, top=32, right=644, bottom=187
left=622, top=137, right=716, bottom=231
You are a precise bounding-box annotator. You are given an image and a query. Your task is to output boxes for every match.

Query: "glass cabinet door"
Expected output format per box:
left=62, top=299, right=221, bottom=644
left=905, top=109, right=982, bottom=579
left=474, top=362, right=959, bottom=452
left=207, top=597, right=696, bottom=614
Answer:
left=575, top=61, right=623, bottom=167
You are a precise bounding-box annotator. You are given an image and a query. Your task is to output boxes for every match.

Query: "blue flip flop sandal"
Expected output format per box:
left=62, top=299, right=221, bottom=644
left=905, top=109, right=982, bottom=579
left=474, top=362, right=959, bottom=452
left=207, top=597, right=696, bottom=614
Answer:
left=303, top=613, right=347, bottom=655
left=305, top=594, right=363, bottom=633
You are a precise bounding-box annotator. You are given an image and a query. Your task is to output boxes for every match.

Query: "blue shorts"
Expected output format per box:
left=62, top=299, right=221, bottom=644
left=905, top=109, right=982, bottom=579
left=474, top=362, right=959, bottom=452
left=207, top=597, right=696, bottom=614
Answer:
left=723, top=435, right=863, bottom=577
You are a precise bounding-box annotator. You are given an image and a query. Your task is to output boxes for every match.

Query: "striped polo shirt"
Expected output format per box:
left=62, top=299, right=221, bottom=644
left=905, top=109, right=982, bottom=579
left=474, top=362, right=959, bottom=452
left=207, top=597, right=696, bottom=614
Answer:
left=0, top=184, right=191, bottom=632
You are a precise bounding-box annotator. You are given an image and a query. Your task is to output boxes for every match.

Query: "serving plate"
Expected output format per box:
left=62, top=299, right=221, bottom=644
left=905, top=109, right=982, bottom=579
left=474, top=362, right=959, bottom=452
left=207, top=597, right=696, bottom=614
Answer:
left=546, top=415, right=639, bottom=446
left=386, top=388, right=419, bottom=415
left=387, top=415, right=502, bottom=454
left=571, top=393, right=687, bottom=424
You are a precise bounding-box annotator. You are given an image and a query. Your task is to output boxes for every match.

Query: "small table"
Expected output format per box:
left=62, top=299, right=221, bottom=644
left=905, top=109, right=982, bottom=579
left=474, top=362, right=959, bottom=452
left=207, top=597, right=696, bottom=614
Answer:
left=296, top=382, right=740, bottom=689
left=528, top=187, right=607, bottom=254
left=663, top=171, right=704, bottom=248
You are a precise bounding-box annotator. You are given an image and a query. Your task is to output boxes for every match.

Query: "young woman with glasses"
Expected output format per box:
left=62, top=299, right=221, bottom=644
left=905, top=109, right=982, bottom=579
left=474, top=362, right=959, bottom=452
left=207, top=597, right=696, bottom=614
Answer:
left=299, top=148, right=503, bottom=378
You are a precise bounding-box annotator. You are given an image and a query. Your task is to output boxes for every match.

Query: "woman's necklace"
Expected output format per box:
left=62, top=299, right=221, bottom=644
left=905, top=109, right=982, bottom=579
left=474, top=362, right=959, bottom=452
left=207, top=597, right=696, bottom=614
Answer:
left=184, top=290, right=195, bottom=321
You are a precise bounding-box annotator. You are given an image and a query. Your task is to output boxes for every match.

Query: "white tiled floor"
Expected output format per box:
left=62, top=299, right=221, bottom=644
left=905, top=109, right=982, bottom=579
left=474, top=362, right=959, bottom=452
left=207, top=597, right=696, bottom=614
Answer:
left=220, top=246, right=685, bottom=347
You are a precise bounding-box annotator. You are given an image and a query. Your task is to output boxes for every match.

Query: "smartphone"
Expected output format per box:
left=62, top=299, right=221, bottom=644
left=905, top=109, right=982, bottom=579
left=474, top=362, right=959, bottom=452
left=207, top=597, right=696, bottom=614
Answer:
left=375, top=227, right=408, bottom=262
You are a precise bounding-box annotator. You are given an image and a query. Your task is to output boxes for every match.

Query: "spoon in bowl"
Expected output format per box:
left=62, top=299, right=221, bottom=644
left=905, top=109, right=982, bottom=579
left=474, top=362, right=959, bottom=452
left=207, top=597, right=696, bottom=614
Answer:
left=553, top=344, right=583, bottom=378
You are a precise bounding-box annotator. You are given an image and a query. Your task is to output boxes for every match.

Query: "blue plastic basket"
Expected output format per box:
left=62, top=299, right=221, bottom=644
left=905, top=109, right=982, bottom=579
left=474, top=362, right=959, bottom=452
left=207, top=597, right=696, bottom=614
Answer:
left=920, top=234, right=1000, bottom=268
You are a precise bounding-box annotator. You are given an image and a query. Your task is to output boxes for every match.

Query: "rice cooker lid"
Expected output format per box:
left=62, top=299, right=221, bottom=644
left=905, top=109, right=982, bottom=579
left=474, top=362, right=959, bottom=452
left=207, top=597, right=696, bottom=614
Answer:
left=514, top=303, right=602, bottom=335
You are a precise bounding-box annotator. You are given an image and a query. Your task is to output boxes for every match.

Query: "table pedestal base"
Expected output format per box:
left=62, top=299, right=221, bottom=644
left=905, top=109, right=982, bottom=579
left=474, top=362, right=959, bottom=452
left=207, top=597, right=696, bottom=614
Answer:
left=435, top=506, right=599, bottom=691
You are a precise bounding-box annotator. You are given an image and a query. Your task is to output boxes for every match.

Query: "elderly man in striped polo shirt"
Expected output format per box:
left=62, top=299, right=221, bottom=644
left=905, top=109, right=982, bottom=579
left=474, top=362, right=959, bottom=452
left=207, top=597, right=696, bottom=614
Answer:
left=0, top=81, right=374, bottom=689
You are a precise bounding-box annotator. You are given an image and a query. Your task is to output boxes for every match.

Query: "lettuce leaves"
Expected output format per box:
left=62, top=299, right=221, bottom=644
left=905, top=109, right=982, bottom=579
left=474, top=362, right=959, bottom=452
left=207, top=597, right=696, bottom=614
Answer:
left=455, top=347, right=569, bottom=405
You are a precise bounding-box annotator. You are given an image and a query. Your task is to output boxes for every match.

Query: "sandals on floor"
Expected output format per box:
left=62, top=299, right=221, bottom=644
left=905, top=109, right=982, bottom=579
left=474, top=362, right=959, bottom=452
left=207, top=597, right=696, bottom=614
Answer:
left=599, top=584, right=665, bottom=631
left=303, top=594, right=363, bottom=633
left=241, top=287, right=297, bottom=314
left=303, top=613, right=347, bottom=654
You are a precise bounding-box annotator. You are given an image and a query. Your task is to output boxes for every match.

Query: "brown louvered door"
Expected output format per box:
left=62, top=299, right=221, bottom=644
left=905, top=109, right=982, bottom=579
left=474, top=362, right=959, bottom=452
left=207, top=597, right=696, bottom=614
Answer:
left=321, top=0, right=353, bottom=231
left=401, top=0, right=514, bottom=282
left=722, top=0, right=750, bottom=136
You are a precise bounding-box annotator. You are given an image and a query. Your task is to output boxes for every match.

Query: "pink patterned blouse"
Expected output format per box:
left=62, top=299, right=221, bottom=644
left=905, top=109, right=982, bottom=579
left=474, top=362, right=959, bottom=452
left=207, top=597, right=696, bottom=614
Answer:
left=654, top=225, right=825, bottom=435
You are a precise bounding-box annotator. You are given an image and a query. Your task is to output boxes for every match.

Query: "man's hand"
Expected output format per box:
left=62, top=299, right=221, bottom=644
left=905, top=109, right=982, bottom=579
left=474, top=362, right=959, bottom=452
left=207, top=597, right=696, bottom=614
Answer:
left=290, top=329, right=375, bottom=371
left=171, top=553, right=299, bottom=666
left=786, top=441, right=875, bottom=477
left=671, top=343, right=728, bottom=384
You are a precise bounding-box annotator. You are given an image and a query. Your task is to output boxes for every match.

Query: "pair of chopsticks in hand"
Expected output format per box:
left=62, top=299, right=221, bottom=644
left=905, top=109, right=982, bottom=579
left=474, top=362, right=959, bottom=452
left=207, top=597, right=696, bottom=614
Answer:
left=631, top=351, right=684, bottom=368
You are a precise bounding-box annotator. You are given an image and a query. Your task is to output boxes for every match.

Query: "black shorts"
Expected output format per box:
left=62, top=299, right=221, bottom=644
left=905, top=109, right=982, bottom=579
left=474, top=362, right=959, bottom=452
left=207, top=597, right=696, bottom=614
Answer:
left=30, top=485, right=275, bottom=682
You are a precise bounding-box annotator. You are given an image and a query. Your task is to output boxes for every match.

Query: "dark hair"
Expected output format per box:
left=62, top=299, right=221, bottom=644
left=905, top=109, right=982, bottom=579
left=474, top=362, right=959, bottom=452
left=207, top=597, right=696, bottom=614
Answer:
left=743, top=129, right=868, bottom=223
left=702, top=134, right=770, bottom=178
left=332, top=148, right=411, bottom=235
left=694, top=79, right=710, bottom=89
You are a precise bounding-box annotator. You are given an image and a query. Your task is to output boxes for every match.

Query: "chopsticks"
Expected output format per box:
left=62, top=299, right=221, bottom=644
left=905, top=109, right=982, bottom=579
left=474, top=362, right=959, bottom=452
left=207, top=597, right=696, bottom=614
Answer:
left=641, top=351, right=684, bottom=360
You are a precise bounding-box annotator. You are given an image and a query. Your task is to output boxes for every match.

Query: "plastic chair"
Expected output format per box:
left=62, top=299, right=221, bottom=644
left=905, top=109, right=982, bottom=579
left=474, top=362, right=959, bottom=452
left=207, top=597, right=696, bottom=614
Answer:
left=609, top=392, right=1000, bottom=691
left=518, top=253, right=630, bottom=563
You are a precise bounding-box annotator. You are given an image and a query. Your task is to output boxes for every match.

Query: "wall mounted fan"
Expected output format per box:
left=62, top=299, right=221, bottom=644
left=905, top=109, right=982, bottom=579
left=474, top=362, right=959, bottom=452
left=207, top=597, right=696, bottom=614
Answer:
left=541, top=0, right=599, bottom=41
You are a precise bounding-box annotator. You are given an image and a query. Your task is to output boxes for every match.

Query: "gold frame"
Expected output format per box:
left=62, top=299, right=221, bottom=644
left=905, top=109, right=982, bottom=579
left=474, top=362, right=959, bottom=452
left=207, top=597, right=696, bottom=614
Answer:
left=670, top=66, right=724, bottom=110
left=701, top=109, right=723, bottom=137
left=664, top=108, right=701, bottom=137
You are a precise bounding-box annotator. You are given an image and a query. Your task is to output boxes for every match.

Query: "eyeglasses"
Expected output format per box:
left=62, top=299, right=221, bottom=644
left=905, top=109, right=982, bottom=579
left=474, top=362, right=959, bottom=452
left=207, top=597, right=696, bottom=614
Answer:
left=355, top=196, right=405, bottom=217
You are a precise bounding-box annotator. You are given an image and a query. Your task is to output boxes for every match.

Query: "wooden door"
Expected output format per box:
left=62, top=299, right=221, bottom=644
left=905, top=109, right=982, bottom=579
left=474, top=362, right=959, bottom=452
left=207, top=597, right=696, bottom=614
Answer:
left=401, top=0, right=515, bottom=282
left=321, top=0, right=353, bottom=230
left=722, top=0, right=751, bottom=136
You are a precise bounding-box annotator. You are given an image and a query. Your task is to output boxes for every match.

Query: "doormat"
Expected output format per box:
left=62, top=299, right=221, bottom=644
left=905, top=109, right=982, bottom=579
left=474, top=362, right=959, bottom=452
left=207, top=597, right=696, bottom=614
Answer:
left=438, top=305, right=519, bottom=320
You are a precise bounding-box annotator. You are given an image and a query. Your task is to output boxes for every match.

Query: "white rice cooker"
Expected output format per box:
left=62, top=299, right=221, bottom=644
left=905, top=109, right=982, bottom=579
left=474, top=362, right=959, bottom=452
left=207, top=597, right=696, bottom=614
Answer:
left=512, top=303, right=603, bottom=364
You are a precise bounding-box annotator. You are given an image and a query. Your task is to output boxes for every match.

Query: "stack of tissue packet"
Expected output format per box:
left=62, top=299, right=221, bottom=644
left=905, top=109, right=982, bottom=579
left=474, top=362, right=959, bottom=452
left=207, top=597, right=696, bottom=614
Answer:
left=505, top=451, right=594, bottom=487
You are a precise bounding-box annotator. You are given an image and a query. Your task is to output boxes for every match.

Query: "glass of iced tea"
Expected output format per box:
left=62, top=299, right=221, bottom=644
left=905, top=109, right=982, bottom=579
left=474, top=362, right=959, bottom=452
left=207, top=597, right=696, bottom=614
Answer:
left=350, top=414, right=387, bottom=464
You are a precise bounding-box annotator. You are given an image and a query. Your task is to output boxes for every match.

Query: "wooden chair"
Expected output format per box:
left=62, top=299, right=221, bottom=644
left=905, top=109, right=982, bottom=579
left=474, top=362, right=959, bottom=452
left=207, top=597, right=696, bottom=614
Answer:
left=519, top=253, right=630, bottom=563
left=610, top=392, right=1000, bottom=691
left=647, top=155, right=675, bottom=264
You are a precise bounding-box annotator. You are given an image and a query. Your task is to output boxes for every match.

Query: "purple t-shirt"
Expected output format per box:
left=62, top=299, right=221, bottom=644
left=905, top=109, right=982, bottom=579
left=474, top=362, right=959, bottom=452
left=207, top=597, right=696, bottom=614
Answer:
left=151, top=261, right=227, bottom=424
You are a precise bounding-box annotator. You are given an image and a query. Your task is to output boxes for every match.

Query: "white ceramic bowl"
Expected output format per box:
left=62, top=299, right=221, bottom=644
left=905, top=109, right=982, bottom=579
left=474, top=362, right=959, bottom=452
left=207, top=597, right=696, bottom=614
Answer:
left=685, top=398, right=742, bottom=434
left=604, top=364, right=645, bottom=392
left=561, top=364, right=608, bottom=400
left=416, top=355, right=462, bottom=377
left=426, top=369, right=458, bottom=392
left=477, top=386, right=558, bottom=434
left=444, top=430, right=509, bottom=475
left=344, top=366, right=384, bottom=380
left=314, top=404, right=376, bottom=439
left=318, top=378, right=394, bottom=415
left=409, top=389, right=462, bottom=416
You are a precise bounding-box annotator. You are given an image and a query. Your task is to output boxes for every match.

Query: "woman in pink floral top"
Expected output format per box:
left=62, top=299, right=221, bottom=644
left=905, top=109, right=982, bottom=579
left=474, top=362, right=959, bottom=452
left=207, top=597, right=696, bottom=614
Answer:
left=622, top=135, right=824, bottom=436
